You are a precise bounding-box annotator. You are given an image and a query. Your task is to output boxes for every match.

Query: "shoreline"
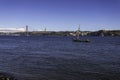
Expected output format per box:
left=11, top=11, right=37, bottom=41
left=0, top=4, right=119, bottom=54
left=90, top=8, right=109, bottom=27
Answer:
left=0, top=30, right=120, bottom=36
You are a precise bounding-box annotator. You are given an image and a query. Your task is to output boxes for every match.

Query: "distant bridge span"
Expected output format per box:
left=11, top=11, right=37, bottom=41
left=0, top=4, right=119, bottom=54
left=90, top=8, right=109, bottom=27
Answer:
left=0, top=26, right=28, bottom=33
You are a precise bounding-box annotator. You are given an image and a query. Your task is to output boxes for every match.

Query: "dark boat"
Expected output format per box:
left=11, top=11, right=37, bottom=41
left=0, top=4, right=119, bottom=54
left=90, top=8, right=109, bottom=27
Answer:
left=72, top=38, right=90, bottom=42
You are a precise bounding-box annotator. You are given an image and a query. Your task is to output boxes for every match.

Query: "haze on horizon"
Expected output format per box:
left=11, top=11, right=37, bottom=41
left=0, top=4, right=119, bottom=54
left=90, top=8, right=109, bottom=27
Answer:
left=0, top=0, right=120, bottom=31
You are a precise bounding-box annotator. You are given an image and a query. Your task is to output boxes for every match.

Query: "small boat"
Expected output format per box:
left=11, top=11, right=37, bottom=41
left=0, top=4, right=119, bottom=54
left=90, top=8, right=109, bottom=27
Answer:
left=72, top=38, right=90, bottom=42
left=72, top=25, right=90, bottom=43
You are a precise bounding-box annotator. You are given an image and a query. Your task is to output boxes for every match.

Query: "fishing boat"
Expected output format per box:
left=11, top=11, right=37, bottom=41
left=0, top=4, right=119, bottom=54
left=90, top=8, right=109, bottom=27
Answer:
left=72, top=25, right=90, bottom=43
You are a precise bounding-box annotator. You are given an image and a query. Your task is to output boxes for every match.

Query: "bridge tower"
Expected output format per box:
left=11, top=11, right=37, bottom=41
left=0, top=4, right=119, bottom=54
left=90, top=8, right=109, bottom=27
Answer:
left=26, top=25, right=29, bottom=36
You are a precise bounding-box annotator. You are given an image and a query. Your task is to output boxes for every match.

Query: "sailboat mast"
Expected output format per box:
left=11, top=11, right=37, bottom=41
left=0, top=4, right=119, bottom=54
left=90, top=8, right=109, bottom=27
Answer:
left=78, top=25, right=80, bottom=31
left=76, top=25, right=80, bottom=39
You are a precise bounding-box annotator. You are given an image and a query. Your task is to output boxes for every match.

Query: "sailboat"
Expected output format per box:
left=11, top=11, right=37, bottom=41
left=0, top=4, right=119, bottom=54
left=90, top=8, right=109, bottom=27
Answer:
left=72, top=25, right=90, bottom=42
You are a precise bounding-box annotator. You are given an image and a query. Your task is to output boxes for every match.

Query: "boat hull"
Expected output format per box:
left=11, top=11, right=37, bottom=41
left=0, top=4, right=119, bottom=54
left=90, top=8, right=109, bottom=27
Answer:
left=73, top=39, right=90, bottom=42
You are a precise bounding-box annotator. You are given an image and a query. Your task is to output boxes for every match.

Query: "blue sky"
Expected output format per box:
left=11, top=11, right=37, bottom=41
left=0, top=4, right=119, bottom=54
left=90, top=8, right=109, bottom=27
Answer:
left=0, top=0, right=120, bottom=31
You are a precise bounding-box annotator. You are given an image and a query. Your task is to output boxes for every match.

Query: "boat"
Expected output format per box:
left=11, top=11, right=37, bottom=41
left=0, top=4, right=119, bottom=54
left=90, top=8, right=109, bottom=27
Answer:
left=72, top=38, right=90, bottom=42
left=72, top=25, right=90, bottom=43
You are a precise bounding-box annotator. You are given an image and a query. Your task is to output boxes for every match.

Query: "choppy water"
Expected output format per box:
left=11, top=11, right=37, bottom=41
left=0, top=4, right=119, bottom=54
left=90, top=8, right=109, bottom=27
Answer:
left=0, top=36, right=120, bottom=80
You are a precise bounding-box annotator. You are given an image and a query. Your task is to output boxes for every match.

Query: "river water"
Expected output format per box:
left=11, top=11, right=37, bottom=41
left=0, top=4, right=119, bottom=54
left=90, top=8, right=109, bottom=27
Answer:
left=0, top=36, right=120, bottom=80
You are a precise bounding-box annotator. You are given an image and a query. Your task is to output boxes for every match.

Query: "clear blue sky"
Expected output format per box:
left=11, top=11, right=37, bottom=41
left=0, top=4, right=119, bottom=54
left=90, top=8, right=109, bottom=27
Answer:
left=0, top=0, right=120, bottom=31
